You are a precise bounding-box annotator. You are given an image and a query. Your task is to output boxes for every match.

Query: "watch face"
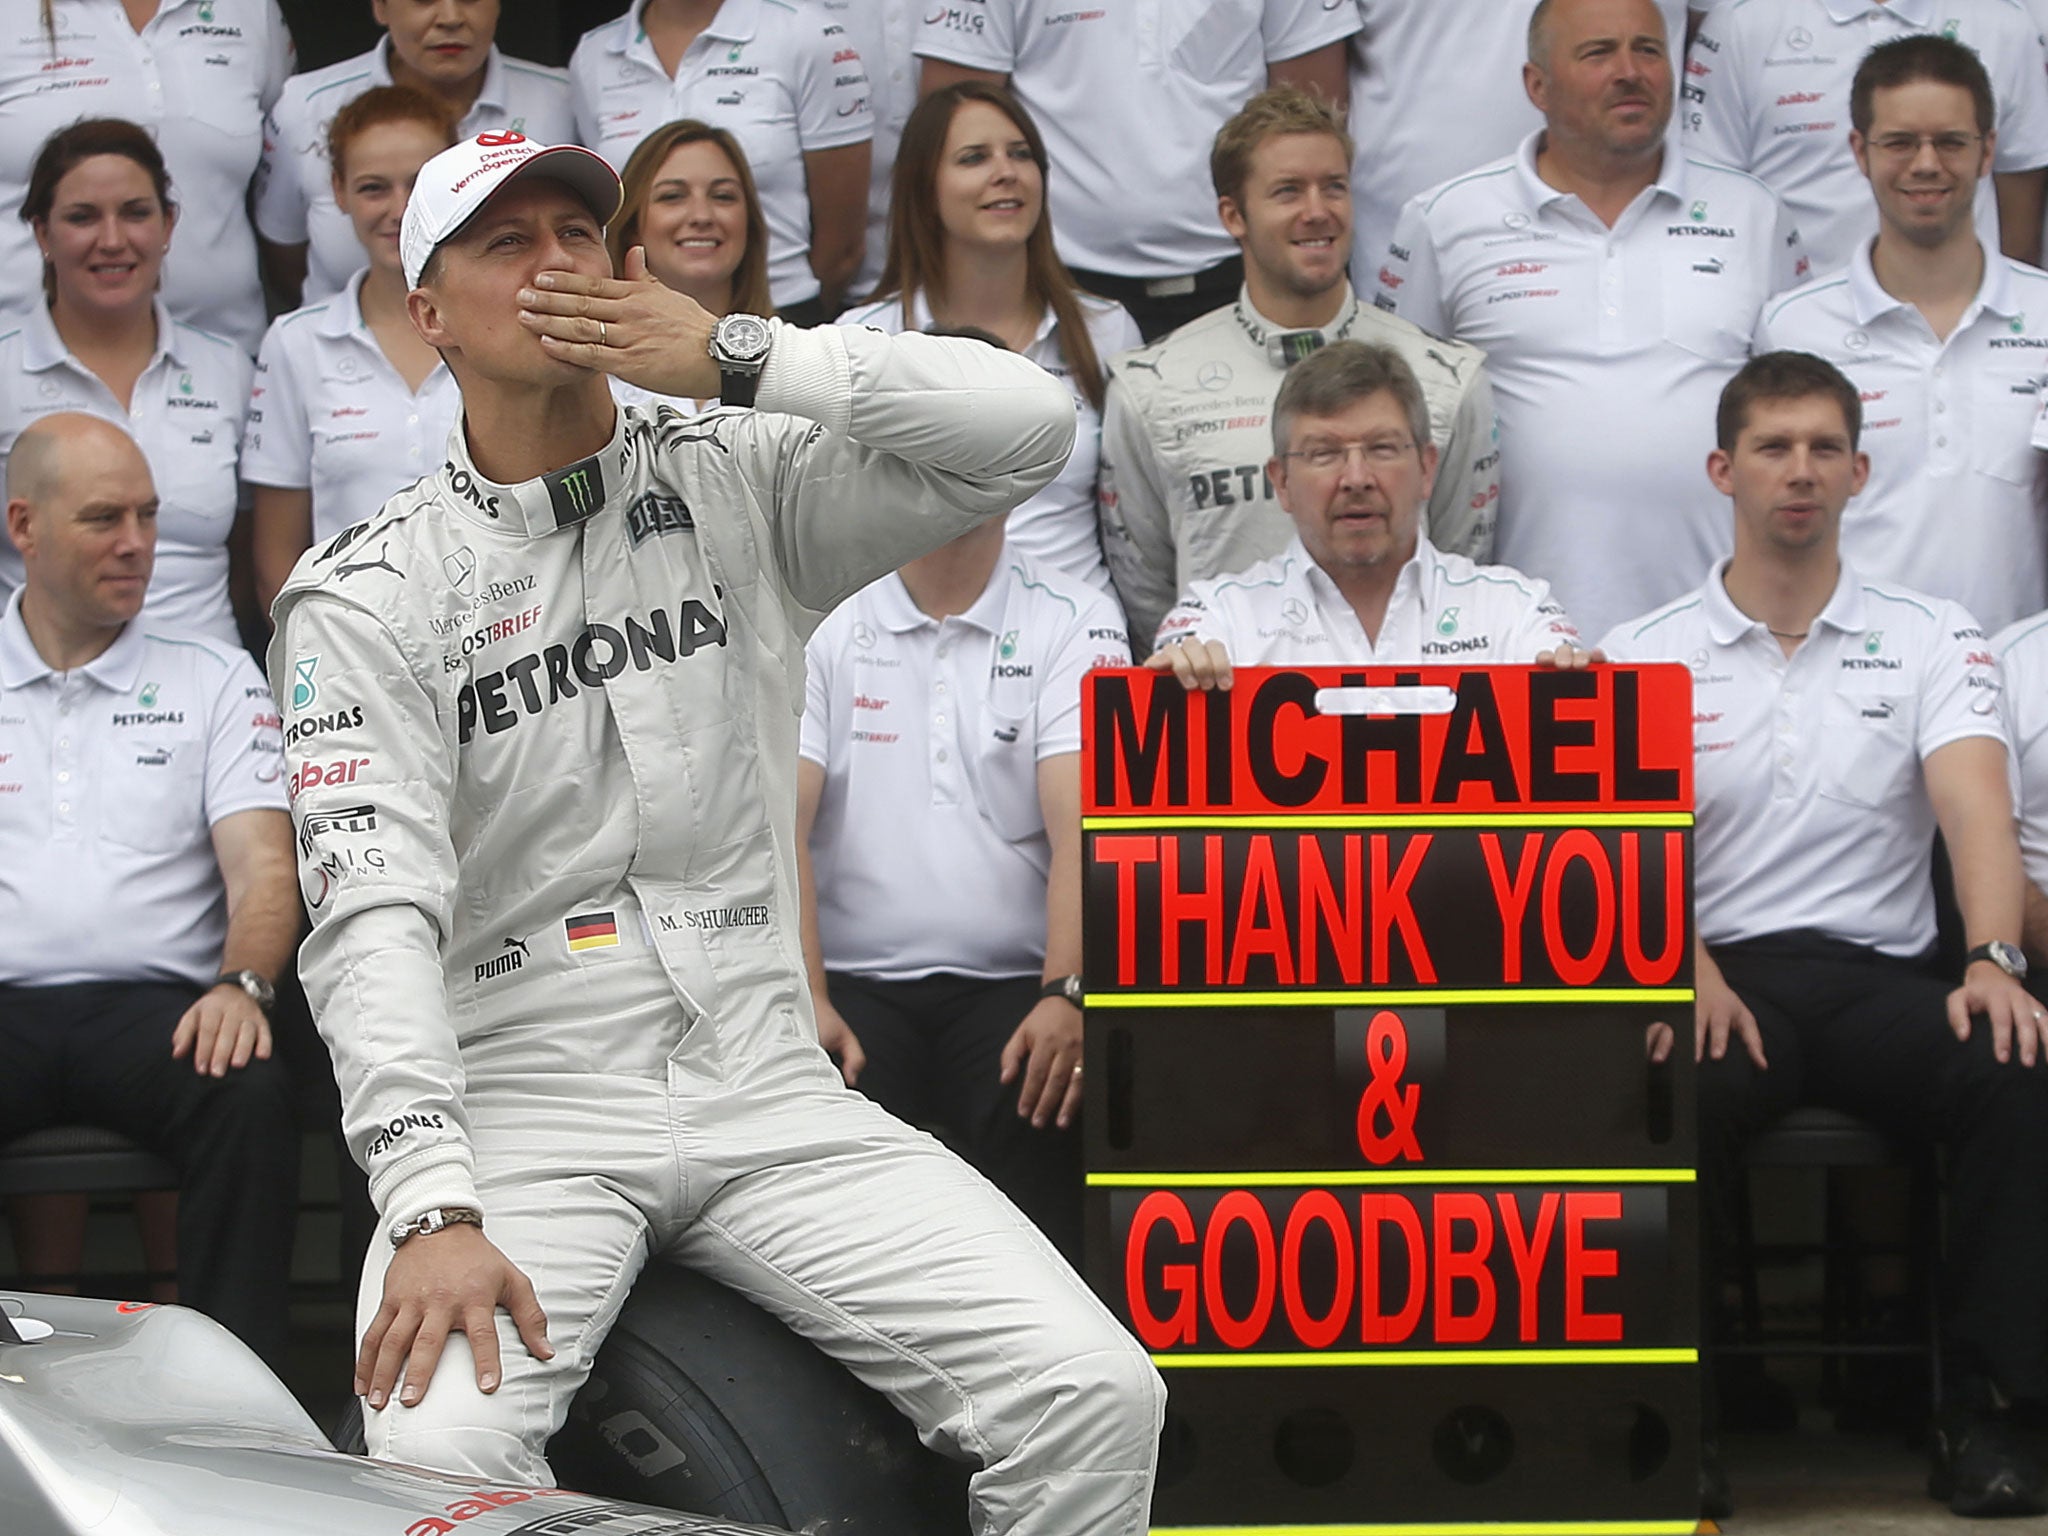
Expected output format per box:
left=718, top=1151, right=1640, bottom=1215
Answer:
left=717, top=314, right=772, bottom=363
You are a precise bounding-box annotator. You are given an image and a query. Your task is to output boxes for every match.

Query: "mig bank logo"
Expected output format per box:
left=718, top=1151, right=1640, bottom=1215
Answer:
left=292, top=656, right=318, bottom=711
left=998, top=630, right=1020, bottom=661
left=1864, top=631, right=1883, bottom=655
left=138, top=681, right=159, bottom=708
left=1690, top=200, right=1709, bottom=223
left=1436, top=607, right=1461, bottom=637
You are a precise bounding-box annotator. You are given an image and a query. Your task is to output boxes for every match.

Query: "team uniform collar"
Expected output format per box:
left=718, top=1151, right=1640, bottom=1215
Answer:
left=870, top=543, right=1013, bottom=636
left=1703, top=555, right=1867, bottom=647
left=372, top=37, right=514, bottom=113
left=0, top=586, right=146, bottom=692
left=1848, top=235, right=2014, bottom=329
left=23, top=297, right=184, bottom=376
left=1294, top=531, right=1434, bottom=614
left=1232, top=285, right=1363, bottom=362
left=1513, top=128, right=1688, bottom=216
left=441, top=400, right=631, bottom=538
left=617, top=0, right=763, bottom=55
left=1822, top=0, right=1933, bottom=23
left=899, top=290, right=1061, bottom=350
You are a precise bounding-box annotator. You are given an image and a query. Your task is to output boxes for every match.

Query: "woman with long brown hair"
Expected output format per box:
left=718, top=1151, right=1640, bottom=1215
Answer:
left=605, top=118, right=775, bottom=415
left=842, top=82, right=1138, bottom=594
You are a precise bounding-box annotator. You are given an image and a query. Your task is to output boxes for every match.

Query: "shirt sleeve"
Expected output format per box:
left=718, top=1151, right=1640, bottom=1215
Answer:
left=1998, top=622, right=2048, bottom=892
left=1379, top=197, right=1451, bottom=337
left=253, top=91, right=308, bottom=246
left=725, top=321, right=1076, bottom=628
left=1154, top=583, right=1225, bottom=653
left=798, top=619, right=836, bottom=767
left=258, top=0, right=295, bottom=112
left=1424, top=363, right=1499, bottom=561
left=1770, top=195, right=1809, bottom=294
left=1681, top=10, right=1752, bottom=167
left=912, top=0, right=1017, bottom=68
left=1040, top=589, right=1131, bottom=758
left=793, top=8, right=874, bottom=151
left=1499, top=578, right=1581, bottom=662
left=1991, top=7, right=2048, bottom=173
left=203, top=649, right=288, bottom=823
left=1096, top=370, right=1182, bottom=653
left=241, top=318, right=312, bottom=490
left=568, top=33, right=606, bottom=152
left=270, top=588, right=476, bottom=1229
left=1918, top=601, right=2009, bottom=759
left=1262, top=0, right=1362, bottom=61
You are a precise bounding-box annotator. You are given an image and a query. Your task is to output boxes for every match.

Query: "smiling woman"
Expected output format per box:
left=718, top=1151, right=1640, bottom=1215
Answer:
left=0, top=120, right=251, bottom=645
left=242, top=87, right=463, bottom=616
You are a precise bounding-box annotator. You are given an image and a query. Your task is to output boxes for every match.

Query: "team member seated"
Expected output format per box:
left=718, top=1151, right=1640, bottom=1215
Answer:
left=1603, top=351, right=2048, bottom=1519
left=796, top=480, right=1130, bottom=1265
left=0, top=413, right=298, bottom=1368
left=1102, top=86, right=1497, bottom=651
left=1145, top=341, right=1586, bottom=686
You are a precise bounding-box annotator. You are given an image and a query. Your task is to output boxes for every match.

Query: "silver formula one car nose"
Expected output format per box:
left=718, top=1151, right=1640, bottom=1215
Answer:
left=0, top=1293, right=792, bottom=1536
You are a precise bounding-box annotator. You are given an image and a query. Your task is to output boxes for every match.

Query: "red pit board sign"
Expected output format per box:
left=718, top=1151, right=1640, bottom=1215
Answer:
left=1080, top=665, right=1700, bottom=1534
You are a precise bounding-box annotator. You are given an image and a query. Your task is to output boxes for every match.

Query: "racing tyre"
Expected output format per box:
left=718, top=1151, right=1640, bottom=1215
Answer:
left=333, top=1264, right=970, bottom=1534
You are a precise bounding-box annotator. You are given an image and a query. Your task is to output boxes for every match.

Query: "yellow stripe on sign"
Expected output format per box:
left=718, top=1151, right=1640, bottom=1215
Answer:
left=1152, top=1348, right=1698, bottom=1369
left=1083, top=813, right=1694, bottom=830
left=1150, top=1522, right=1703, bottom=1535
left=1086, top=1168, right=1695, bottom=1188
left=1087, top=989, right=1694, bottom=1009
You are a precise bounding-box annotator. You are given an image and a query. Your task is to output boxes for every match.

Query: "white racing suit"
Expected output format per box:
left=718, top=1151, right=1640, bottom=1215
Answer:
left=269, top=322, right=1165, bottom=1528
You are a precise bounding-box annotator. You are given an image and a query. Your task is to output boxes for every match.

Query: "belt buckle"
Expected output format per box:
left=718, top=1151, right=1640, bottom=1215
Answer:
left=1143, top=274, right=1197, bottom=298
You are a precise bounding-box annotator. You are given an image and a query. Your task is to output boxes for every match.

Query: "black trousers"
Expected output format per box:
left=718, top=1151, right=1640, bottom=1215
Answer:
left=826, top=971, right=1083, bottom=1264
left=1067, top=256, right=1246, bottom=343
left=0, top=980, right=300, bottom=1370
left=1700, top=932, right=2048, bottom=1399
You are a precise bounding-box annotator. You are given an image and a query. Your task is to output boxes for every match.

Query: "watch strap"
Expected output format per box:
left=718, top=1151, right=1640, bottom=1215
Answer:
left=718, top=362, right=761, bottom=407
left=389, top=1207, right=485, bottom=1250
left=1039, top=973, right=1084, bottom=1004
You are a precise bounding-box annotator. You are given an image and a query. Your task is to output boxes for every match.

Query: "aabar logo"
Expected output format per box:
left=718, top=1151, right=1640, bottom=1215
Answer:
left=1776, top=91, right=1822, bottom=106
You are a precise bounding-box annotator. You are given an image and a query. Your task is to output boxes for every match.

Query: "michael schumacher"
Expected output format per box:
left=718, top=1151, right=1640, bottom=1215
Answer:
left=268, top=130, right=1165, bottom=1530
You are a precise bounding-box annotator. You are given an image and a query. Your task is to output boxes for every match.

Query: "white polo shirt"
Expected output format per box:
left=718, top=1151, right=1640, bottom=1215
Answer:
left=0, top=301, right=251, bottom=646
left=254, top=41, right=574, bottom=306
left=1683, top=0, right=2048, bottom=275
left=1601, top=561, right=2001, bottom=956
left=1156, top=533, right=1579, bottom=661
left=1378, top=136, right=1806, bottom=638
left=1755, top=245, right=2048, bottom=634
left=570, top=0, right=875, bottom=309
left=1996, top=609, right=2048, bottom=894
left=800, top=546, right=1129, bottom=980
left=816, top=0, right=917, bottom=296
left=241, top=272, right=461, bottom=547
left=913, top=0, right=1360, bottom=280
left=1345, top=0, right=1690, bottom=292
left=0, top=0, right=293, bottom=356
left=0, top=591, right=287, bottom=988
left=836, top=291, right=1140, bottom=594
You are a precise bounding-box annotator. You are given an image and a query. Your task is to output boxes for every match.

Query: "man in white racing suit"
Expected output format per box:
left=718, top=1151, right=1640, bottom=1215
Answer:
left=268, top=130, right=1165, bottom=1527
left=1098, top=88, right=1498, bottom=652
left=1145, top=341, right=1585, bottom=688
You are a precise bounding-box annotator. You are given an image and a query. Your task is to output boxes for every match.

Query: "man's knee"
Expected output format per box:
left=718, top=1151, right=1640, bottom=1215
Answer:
left=364, top=1330, right=555, bottom=1487
left=1002, top=1317, right=1166, bottom=1472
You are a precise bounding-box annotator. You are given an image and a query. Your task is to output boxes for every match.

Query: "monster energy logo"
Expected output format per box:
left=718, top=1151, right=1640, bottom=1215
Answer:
left=544, top=455, right=607, bottom=526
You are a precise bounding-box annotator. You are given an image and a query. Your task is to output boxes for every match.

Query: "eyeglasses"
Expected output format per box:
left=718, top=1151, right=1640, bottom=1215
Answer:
left=1867, top=131, right=1984, bottom=161
left=1283, top=437, right=1416, bottom=472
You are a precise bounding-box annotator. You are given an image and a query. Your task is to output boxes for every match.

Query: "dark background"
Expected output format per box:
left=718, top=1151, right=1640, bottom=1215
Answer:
left=278, top=2, right=641, bottom=74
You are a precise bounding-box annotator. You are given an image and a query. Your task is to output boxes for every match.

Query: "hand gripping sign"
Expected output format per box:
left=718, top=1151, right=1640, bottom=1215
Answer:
left=1079, top=665, right=1699, bottom=1534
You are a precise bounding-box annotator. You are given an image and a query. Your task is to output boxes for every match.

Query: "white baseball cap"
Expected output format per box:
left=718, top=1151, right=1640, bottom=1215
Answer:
left=401, top=131, right=623, bottom=289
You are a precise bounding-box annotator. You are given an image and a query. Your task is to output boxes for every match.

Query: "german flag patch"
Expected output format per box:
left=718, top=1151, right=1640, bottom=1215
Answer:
left=565, top=911, right=620, bottom=952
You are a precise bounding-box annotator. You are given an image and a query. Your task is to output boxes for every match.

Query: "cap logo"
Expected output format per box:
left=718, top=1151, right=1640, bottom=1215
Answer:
left=476, top=130, right=527, bottom=148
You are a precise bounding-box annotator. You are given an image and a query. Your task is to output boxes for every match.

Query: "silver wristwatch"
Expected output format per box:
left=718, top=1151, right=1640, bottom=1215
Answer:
left=709, top=313, right=772, bottom=406
left=388, top=1207, right=484, bottom=1250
